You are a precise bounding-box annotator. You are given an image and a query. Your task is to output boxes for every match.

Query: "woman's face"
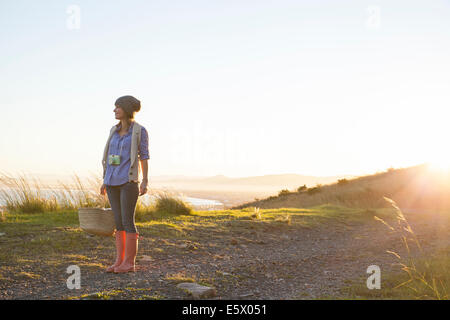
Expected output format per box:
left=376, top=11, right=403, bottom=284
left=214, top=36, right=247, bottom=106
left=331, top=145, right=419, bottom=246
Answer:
left=114, top=106, right=126, bottom=120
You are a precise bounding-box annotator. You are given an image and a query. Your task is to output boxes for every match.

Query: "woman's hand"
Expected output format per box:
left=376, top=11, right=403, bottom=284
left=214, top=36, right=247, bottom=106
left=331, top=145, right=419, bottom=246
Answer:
left=100, top=184, right=106, bottom=196
left=139, top=180, right=148, bottom=196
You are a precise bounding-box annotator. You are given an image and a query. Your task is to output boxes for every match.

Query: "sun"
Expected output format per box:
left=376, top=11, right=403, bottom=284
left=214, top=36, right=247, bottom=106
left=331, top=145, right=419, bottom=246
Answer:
left=426, top=156, right=450, bottom=173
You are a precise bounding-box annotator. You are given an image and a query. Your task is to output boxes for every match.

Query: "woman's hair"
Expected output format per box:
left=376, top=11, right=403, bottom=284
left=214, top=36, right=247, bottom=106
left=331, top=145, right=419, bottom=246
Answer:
left=125, top=108, right=136, bottom=120
left=115, top=95, right=141, bottom=120
left=116, top=117, right=134, bottom=128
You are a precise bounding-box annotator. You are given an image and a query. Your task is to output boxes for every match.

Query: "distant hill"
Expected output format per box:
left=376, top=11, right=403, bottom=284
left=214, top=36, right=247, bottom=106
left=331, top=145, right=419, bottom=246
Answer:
left=233, top=164, right=450, bottom=211
left=0, top=170, right=349, bottom=195
left=198, top=173, right=349, bottom=186
left=151, top=173, right=351, bottom=193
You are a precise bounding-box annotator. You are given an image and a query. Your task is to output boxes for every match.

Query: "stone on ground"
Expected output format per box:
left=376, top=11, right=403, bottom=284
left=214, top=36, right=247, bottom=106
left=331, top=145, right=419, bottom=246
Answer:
left=176, top=282, right=217, bottom=299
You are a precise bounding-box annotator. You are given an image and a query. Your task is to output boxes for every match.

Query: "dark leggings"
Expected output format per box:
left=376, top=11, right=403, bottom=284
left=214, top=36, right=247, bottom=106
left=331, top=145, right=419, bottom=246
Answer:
left=105, top=181, right=139, bottom=233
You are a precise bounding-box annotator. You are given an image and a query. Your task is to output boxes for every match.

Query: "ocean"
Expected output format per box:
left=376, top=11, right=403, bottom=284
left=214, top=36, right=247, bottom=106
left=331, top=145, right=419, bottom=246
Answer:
left=0, top=187, right=224, bottom=210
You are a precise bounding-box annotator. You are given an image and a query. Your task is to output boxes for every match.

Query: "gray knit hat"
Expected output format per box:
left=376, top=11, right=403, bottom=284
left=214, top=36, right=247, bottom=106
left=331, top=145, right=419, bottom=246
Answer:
left=115, top=95, right=141, bottom=118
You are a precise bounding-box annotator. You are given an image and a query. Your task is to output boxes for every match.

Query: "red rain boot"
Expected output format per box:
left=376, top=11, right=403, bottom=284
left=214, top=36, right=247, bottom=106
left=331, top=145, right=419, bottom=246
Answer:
left=114, top=233, right=139, bottom=273
left=106, top=230, right=126, bottom=273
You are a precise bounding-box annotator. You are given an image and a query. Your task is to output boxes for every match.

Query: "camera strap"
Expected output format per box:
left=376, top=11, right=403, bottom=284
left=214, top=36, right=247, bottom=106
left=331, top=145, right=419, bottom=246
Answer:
left=116, top=123, right=131, bottom=158
left=117, top=137, right=124, bottom=158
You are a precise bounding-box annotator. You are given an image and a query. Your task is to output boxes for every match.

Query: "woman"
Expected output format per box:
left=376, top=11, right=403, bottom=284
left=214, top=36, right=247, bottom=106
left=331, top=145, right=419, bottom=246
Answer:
left=100, top=95, right=150, bottom=273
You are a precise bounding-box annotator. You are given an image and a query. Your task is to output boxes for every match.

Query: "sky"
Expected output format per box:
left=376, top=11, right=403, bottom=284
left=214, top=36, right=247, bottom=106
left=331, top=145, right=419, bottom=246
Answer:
left=1, top=0, right=450, bottom=178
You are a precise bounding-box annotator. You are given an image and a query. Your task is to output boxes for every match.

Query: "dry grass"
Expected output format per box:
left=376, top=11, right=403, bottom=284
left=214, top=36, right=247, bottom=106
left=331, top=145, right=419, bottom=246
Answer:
left=0, top=171, right=108, bottom=213
left=373, top=198, right=448, bottom=299
left=339, top=198, right=449, bottom=300
left=0, top=172, right=192, bottom=219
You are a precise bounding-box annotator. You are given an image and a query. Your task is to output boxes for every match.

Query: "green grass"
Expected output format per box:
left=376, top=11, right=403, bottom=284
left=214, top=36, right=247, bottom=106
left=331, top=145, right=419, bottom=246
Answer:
left=164, top=271, right=196, bottom=284
left=0, top=204, right=394, bottom=283
left=0, top=210, right=108, bottom=269
left=5, top=171, right=448, bottom=299
left=0, top=205, right=391, bottom=268
left=67, top=288, right=162, bottom=300
left=5, top=190, right=445, bottom=300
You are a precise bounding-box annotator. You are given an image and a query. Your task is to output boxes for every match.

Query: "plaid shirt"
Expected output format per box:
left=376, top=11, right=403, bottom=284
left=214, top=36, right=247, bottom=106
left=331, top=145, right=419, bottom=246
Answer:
left=104, top=122, right=149, bottom=186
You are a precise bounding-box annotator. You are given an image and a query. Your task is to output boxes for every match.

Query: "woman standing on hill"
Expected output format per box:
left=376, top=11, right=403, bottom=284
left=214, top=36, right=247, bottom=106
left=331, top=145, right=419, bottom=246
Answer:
left=100, top=95, right=150, bottom=273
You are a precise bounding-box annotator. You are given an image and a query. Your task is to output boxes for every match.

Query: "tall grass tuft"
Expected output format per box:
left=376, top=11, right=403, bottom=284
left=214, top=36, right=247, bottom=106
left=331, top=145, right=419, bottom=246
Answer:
left=134, top=200, right=156, bottom=222
left=152, top=190, right=193, bottom=216
left=57, top=172, right=109, bottom=210
left=374, top=197, right=448, bottom=300
left=250, top=207, right=262, bottom=219
left=0, top=172, right=196, bottom=222
left=0, top=172, right=109, bottom=213
left=0, top=172, right=59, bottom=213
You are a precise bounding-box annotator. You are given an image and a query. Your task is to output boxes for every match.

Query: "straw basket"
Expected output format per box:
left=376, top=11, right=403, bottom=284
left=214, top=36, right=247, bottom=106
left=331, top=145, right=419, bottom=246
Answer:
left=78, top=207, right=116, bottom=236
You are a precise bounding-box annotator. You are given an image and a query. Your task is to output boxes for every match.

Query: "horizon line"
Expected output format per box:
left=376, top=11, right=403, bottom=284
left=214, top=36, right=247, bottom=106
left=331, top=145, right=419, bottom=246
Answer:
left=0, top=163, right=428, bottom=180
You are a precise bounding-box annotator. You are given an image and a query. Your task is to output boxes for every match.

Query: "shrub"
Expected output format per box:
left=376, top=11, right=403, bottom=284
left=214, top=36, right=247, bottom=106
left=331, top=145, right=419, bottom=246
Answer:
left=297, top=185, right=307, bottom=192
left=337, top=179, right=349, bottom=186
left=307, top=186, right=321, bottom=195
left=153, top=191, right=192, bottom=216
left=278, top=189, right=291, bottom=196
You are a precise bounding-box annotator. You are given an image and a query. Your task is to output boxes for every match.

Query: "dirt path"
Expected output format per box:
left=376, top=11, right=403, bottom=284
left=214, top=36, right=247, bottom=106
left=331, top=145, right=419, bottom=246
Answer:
left=1, top=210, right=448, bottom=300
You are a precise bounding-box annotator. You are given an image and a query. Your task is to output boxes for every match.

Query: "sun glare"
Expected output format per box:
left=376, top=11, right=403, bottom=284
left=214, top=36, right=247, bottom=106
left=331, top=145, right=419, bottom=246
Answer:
left=427, top=158, right=450, bottom=173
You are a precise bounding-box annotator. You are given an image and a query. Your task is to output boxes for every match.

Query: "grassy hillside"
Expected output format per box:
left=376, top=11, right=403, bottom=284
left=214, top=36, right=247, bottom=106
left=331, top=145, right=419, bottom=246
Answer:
left=1, top=167, right=448, bottom=300
left=234, top=164, right=450, bottom=211
left=1, top=202, right=448, bottom=300
left=0, top=204, right=388, bottom=298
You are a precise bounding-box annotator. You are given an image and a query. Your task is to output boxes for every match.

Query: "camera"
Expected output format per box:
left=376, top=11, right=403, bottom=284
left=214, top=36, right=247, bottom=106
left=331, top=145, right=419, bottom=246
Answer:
left=108, top=154, right=121, bottom=165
